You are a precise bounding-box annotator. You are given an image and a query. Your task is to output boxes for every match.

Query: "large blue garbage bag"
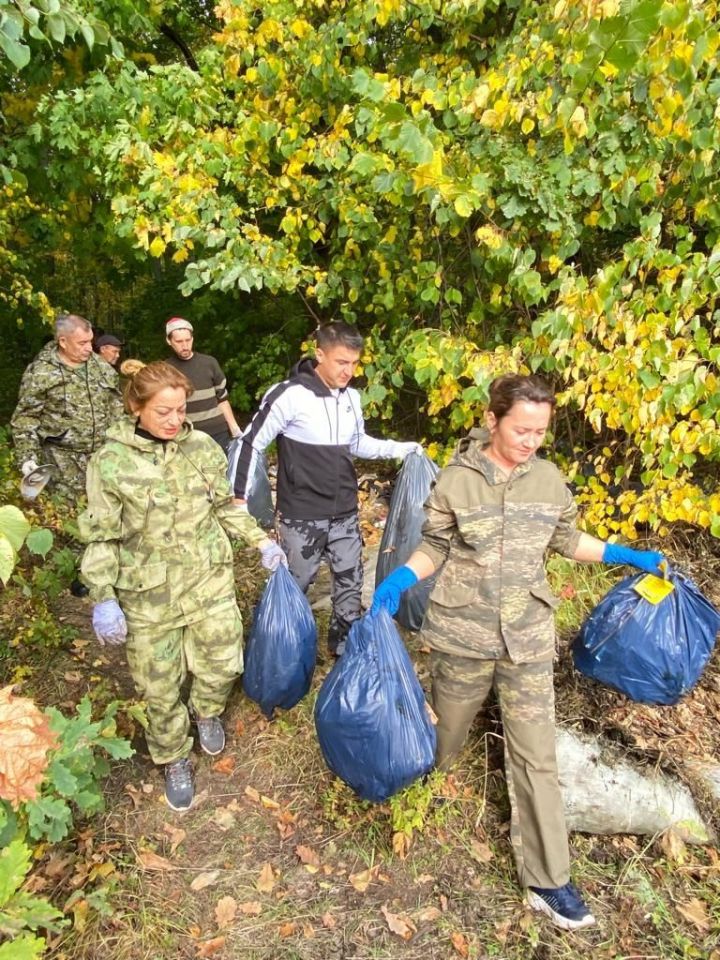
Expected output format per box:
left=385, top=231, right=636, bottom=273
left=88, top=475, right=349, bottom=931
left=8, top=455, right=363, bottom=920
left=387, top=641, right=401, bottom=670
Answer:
left=227, top=440, right=274, bottom=529
left=314, top=609, right=437, bottom=802
left=243, top=564, right=317, bottom=717
left=572, top=568, right=720, bottom=705
left=375, top=451, right=439, bottom=631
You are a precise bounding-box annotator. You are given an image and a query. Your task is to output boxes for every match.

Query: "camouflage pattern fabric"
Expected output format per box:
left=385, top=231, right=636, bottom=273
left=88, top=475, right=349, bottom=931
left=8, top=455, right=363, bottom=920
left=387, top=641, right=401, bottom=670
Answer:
left=431, top=651, right=570, bottom=889
left=11, top=343, right=124, bottom=496
left=278, top=512, right=363, bottom=652
left=126, top=599, right=243, bottom=764
left=418, top=427, right=582, bottom=663
left=78, top=420, right=267, bottom=763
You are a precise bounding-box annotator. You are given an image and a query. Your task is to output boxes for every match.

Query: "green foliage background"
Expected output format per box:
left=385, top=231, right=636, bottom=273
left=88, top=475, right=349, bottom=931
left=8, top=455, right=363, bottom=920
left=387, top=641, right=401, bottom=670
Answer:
left=1, top=0, right=720, bottom=537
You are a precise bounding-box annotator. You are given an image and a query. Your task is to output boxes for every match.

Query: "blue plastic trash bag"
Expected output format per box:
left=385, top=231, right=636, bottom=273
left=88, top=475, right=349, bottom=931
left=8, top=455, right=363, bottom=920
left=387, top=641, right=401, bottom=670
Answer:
left=314, top=608, right=437, bottom=802
left=572, top=567, right=720, bottom=705
left=376, top=451, right=439, bottom=631
left=243, top=564, right=317, bottom=717
left=227, top=440, right=274, bottom=529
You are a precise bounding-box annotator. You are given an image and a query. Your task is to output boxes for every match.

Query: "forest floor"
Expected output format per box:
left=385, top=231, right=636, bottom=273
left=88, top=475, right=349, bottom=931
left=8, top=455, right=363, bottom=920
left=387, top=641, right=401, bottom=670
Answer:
left=11, top=487, right=720, bottom=960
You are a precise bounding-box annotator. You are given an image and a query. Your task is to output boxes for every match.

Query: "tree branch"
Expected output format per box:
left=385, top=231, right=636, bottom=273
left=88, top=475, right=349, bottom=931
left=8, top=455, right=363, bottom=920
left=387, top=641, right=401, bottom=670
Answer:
left=160, top=23, right=199, bottom=71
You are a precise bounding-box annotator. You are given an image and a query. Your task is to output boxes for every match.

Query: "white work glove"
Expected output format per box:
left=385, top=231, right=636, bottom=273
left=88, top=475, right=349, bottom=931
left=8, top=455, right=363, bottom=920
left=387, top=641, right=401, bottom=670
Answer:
left=21, top=459, right=39, bottom=476
left=92, top=599, right=128, bottom=646
left=398, top=442, right=423, bottom=459
left=260, top=541, right=287, bottom=572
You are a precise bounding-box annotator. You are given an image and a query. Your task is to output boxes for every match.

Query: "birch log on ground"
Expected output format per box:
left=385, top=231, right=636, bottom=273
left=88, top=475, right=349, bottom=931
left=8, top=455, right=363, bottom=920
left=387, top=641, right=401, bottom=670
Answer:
left=557, top=728, right=714, bottom=843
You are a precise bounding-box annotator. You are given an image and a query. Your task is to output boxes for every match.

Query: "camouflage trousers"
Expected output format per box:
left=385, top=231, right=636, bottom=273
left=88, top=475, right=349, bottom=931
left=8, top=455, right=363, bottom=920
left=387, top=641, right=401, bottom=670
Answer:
left=42, top=444, right=90, bottom=499
left=125, top=598, right=244, bottom=765
left=278, top=512, right=363, bottom=652
left=430, top=651, right=570, bottom=889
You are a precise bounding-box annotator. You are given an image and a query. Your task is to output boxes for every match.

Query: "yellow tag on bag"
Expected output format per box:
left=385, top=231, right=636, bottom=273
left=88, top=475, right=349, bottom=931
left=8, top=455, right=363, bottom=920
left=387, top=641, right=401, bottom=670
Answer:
left=633, top=574, right=675, bottom=605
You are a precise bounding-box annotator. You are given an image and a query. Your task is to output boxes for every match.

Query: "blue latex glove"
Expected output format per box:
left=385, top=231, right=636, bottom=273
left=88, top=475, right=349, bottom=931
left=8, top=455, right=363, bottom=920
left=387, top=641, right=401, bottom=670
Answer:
left=260, top=540, right=288, bottom=571
left=371, top=566, right=419, bottom=616
left=92, top=599, right=128, bottom=646
left=602, top=543, right=665, bottom=575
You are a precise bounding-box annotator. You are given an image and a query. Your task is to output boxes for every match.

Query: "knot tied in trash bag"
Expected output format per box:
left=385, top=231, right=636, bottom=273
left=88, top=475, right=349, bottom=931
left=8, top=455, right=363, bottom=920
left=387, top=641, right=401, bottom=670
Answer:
left=314, top=608, right=437, bottom=802
left=572, top=566, right=720, bottom=705
left=243, top=564, right=317, bottom=717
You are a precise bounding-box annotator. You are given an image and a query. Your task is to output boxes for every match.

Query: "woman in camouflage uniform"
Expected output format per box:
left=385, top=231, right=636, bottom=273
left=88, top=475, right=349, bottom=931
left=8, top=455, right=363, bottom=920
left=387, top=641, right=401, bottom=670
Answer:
left=79, top=362, right=285, bottom=811
left=372, top=374, right=664, bottom=930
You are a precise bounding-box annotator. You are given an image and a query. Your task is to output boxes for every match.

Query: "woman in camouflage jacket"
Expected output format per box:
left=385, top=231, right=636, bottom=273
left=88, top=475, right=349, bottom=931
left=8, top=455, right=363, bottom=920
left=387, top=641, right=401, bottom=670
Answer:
left=372, top=374, right=664, bottom=931
left=79, top=362, right=286, bottom=812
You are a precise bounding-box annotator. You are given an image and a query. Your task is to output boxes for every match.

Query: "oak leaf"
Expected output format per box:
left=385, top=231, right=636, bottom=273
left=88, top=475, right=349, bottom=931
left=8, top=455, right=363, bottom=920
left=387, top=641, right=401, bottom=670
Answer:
left=295, top=845, right=320, bottom=868
left=0, top=686, right=58, bottom=807
left=256, top=863, right=277, bottom=893
left=162, top=823, right=186, bottom=855
left=215, top=896, right=237, bottom=928
left=321, top=912, right=336, bottom=928
left=677, top=898, right=710, bottom=933
left=211, top=756, right=235, bottom=775
left=279, top=921, right=297, bottom=937
left=349, top=866, right=377, bottom=893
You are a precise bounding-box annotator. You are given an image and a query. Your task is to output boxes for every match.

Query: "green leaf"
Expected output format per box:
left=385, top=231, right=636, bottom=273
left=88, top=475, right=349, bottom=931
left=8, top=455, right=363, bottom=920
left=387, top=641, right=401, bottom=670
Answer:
left=396, top=122, right=434, bottom=164
left=0, top=535, right=15, bottom=587
left=47, top=759, right=78, bottom=797
left=46, top=12, right=66, bottom=43
left=0, top=506, right=30, bottom=552
left=0, top=934, right=46, bottom=960
left=3, top=891, right=63, bottom=932
left=0, top=33, right=31, bottom=69
left=25, top=529, right=53, bottom=558
left=0, top=840, right=31, bottom=907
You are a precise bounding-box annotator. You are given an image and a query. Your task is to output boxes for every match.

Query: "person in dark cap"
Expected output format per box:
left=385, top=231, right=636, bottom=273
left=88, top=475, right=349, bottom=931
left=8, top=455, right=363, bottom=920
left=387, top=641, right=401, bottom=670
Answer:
left=95, top=334, right=123, bottom=369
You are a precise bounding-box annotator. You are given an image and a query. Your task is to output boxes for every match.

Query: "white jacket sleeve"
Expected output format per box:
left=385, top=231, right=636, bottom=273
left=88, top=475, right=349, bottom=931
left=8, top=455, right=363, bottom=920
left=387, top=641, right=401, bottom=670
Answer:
left=347, top=391, right=419, bottom=460
left=228, top=382, right=294, bottom=498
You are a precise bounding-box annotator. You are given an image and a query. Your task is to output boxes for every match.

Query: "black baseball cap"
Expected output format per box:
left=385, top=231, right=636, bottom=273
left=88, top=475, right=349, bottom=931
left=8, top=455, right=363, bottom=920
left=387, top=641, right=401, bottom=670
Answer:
left=96, top=334, right=123, bottom=348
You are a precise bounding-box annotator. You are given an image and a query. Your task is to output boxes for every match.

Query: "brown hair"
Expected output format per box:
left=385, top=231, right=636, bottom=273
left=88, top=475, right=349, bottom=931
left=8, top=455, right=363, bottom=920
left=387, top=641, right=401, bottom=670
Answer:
left=487, top=374, right=555, bottom=422
left=122, top=360, right=194, bottom=415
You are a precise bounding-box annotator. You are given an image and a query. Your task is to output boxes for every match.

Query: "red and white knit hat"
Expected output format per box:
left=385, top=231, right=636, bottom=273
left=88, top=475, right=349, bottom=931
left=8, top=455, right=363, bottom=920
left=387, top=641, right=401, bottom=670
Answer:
left=166, top=317, right=193, bottom=336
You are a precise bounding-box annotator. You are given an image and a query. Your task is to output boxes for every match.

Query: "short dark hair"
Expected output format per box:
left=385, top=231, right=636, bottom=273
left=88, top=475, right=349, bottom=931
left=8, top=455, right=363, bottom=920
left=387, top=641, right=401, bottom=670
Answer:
left=315, top=322, right=364, bottom=352
left=488, top=374, right=555, bottom=421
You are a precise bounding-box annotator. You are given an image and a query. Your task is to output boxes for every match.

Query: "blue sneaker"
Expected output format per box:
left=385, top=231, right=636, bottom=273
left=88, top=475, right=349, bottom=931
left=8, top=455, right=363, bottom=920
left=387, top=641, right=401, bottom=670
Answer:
left=527, top=883, right=595, bottom=930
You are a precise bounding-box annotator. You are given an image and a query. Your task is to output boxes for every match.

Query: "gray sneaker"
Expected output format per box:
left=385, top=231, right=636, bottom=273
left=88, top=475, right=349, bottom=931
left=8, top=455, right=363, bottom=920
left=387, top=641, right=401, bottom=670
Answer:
left=165, top=758, right=194, bottom=811
left=193, top=714, right=226, bottom=756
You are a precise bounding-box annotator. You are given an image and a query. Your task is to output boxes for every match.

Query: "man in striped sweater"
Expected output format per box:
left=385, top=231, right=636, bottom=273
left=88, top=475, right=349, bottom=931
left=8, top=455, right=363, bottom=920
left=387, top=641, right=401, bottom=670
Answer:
left=164, top=317, right=241, bottom=454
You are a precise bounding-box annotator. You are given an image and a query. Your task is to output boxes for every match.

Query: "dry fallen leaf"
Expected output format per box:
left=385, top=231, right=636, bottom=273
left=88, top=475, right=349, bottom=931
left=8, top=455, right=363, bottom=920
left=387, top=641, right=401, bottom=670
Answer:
left=661, top=827, right=687, bottom=863
left=321, top=912, right=336, bottom=929
left=256, top=863, right=277, bottom=893
left=245, top=786, right=261, bottom=802
left=212, top=808, right=237, bottom=832
left=190, top=870, right=221, bottom=892
left=211, top=756, right=235, bottom=775
left=677, top=898, right=710, bottom=933
left=278, top=921, right=297, bottom=937
left=215, top=896, right=237, bottom=929
left=0, top=686, right=59, bottom=807
left=494, top=919, right=512, bottom=944
left=381, top=905, right=416, bottom=940
left=392, top=831, right=410, bottom=859
left=415, top=906, right=442, bottom=924
left=302, top=923, right=315, bottom=939
left=137, top=850, right=178, bottom=872
left=260, top=794, right=280, bottom=810
left=349, top=867, right=377, bottom=893
left=162, top=823, right=186, bottom=856
left=468, top=838, right=493, bottom=864
left=295, top=845, right=320, bottom=868
left=451, top=930, right=469, bottom=958
left=195, top=936, right=226, bottom=958
left=239, top=901, right=262, bottom=916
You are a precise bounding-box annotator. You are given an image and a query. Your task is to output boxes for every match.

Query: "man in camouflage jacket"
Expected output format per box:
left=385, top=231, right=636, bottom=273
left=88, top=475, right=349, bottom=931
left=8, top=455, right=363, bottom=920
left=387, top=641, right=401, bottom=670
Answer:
left=11, top=314, right=123, bottom=498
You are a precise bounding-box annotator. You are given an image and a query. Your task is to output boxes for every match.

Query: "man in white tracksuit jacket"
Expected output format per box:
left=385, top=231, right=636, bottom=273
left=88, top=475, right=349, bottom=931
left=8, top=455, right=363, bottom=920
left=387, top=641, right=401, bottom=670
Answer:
left=229, top=322, right=420, bottom=654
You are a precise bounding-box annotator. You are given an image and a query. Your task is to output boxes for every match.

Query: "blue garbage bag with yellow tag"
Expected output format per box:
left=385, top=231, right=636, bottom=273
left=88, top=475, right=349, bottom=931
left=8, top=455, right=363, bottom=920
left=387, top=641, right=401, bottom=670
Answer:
left=243, top=564, right=317, bottom=717
left=314, top=608, right=436, bottom=802
left=572, top=568, right=719, bottom=705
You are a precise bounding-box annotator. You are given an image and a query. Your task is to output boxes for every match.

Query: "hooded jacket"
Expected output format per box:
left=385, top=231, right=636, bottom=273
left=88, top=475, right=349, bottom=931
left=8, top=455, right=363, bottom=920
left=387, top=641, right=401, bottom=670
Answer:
left=229, top=358, right=410, bottom=520
left=79, top=418, right=265, bottom=629
left=11, top=342, right=123, bottom=463
left=417, top=427, right=582, bottom=664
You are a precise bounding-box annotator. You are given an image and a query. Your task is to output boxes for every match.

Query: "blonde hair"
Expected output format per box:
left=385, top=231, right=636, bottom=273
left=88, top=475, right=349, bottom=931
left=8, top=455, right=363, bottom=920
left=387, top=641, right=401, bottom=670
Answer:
left=122, top=360, right=194, bottom=415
